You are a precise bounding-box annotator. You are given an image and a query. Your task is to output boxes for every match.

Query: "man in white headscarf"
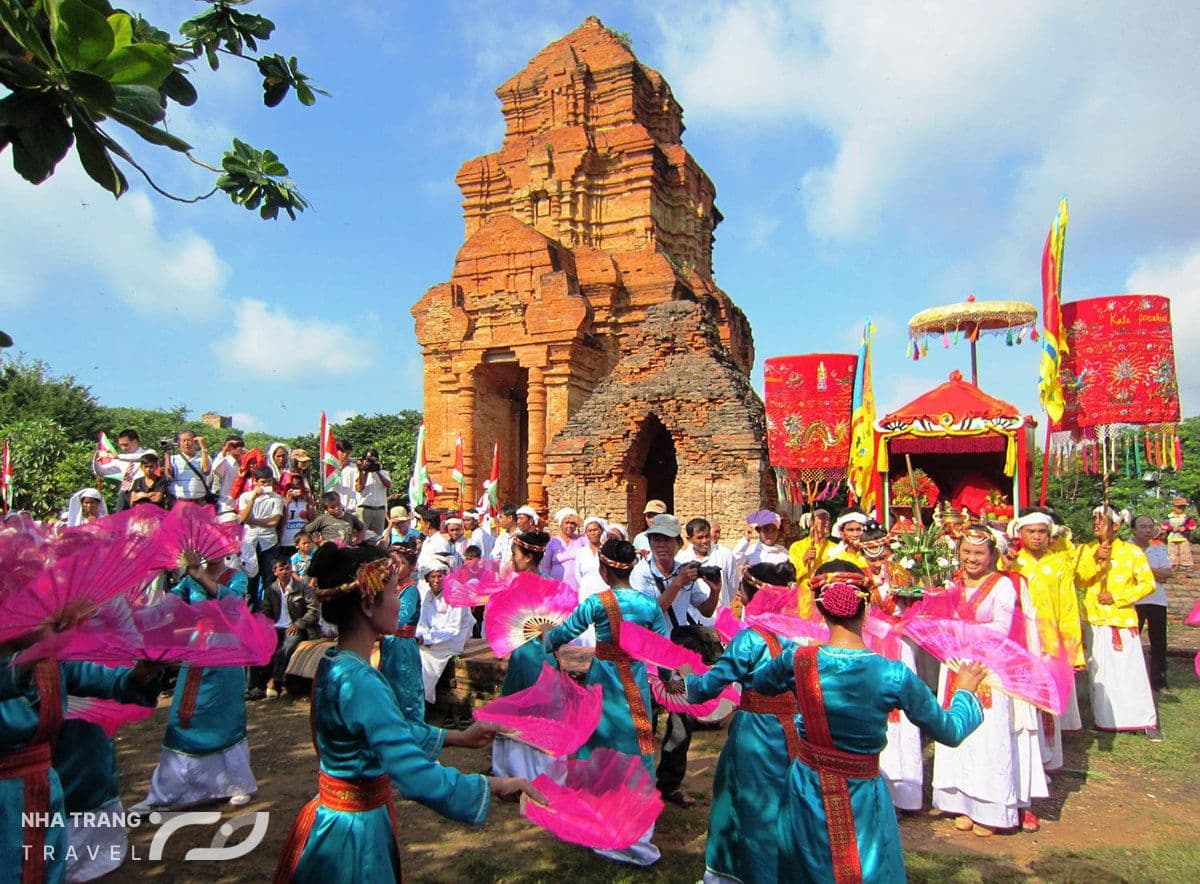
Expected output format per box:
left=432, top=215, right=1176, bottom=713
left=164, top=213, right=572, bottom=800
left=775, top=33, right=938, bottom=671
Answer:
left=824, top=510, right=870, bottom=570
left=415, top=556, right=474, bottom=707
left=1074, top=506, right=1159, bottom=737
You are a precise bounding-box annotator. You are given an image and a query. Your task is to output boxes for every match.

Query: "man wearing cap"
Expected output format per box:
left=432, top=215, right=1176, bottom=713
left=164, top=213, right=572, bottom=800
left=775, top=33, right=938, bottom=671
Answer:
left=1010, top=510, right=1084, bottom=769
left=789, top=508, right=833, bottom=585
left=463, top=510, right=494, bottom=558
left=381, top=505, right=421, bottom=547
left=633, top=499, right=668, bottom=556
left=630, top=514, right=721, bottom=807
left=1159, top=496, right=1195, bottom=569
left=1075, top=506, right=1159, bottom=737
left=824, top=511, right=870, bottom=570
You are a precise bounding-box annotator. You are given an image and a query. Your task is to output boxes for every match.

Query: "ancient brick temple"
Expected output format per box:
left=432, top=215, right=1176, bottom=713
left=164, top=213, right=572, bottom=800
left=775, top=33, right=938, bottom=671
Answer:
left=411, top=16, right=771, bottom=528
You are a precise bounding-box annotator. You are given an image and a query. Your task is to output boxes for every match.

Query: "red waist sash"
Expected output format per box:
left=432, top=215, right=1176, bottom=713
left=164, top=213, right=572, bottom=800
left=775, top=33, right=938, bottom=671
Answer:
left=795, top=738, right=879, bottom=780
left=273, top=772, right=399, bottom=883
left=739, top=690, right=797, bottom=715
left=749, top=626, right=803, bottom=761
left=395, top=625, right=417, bottom=639
left=6, top=660, right=62, bottom=884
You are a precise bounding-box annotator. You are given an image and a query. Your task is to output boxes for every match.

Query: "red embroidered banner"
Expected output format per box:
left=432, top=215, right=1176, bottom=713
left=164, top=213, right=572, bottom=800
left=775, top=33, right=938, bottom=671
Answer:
left=1054, top=295, right=1180, bottom=430
left=764, top=355, right=857, bottom=472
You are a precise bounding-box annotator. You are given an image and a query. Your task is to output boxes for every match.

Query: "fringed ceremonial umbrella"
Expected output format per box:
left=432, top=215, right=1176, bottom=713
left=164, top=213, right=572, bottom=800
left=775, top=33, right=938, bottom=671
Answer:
left=907, top=295, right=1038, bottom=385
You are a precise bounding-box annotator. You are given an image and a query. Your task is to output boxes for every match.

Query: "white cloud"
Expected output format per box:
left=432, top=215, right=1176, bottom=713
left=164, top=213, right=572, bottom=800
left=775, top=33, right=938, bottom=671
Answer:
left=0, top=161, right=228, bottom=318
left=230, top=412, right=265, bottom=432
left=1125, top=247, right=1200, bottom=415
left=650, top=1, right=1200, bottom=248
left=221, top=299, right=371, bottom=381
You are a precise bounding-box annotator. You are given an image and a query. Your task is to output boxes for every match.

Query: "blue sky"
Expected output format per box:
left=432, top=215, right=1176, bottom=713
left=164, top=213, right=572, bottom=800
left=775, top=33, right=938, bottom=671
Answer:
left=3, top=0, right=1198, bottom=440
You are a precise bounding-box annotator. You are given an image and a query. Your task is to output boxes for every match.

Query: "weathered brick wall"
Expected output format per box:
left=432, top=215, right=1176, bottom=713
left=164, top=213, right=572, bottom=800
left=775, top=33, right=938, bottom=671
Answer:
left=1166, top=544, right=1200, bottom=618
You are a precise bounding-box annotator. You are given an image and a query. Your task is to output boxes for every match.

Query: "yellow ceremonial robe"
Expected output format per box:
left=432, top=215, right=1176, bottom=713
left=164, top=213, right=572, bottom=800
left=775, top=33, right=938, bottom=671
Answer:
left=1015, top=549, right=1084, bottom=667
left=1074, top=539, right=1155, bottom=629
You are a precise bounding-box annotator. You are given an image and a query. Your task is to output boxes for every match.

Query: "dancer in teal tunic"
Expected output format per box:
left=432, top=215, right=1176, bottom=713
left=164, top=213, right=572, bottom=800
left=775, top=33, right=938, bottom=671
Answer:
left=750, top=562, right=987, bottom=884
left=54, top=718, right=129, bottom=882
left=1, top=656, right=160, bottom=884
left=681, top=561, right=801, bottom=884
left=138, top=557, right=256, bottom=809
left=542, top=538, right=669, bottom=866
left=377, top=542, right=425, bottom=722
left=275, top=542, right=542, bottom=884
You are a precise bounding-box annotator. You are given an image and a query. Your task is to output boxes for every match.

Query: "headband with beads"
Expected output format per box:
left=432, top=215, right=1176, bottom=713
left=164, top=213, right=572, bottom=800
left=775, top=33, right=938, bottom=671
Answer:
left=598, top=553, right=634, bottom=571
left=314, top=558, right=396, bottom=603
left=513, top=536, right=547, bottom=554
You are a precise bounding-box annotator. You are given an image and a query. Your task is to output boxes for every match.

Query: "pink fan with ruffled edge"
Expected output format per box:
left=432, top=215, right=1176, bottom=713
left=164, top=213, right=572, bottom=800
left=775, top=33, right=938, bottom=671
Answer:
left=444, top=560, right=507, bottom=607
left=483, top=573, right=578, bottom=657
left=18, top=594, right=277, bottom=667
left=863, top=607, right=902, bottom=660
left=714, top=607, right=746, bottom=644
left=521, top=748, right=665, bottom=850
left=0, top=533, right=158, bottom=644
left=1185, top=599, right=1200, bottom=626
left=901, top=616, right=1069, bottom=714
left=617, top=621, right=707, bottom=673
left=66, top=696, right=155, bottom=737
left=475, top=663, right=602, bottom=756
left=745, top=612, right=829, bottom=644
left=647, top=671, right=740, bottom=716
left=147, top=502, right=239, bottom=571
left=743, top=583, right=796, bottom=617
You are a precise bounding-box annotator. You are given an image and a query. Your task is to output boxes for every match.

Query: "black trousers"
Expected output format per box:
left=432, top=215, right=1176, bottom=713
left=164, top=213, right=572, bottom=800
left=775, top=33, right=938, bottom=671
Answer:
left=1136, top=603, right=1168, bottom=690
left=656, top=711, right=695, bottom=795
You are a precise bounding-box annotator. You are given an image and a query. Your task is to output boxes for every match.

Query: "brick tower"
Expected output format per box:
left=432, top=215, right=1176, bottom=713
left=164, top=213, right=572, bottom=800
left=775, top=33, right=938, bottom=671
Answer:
left=412, top=17, right=771, bottom=528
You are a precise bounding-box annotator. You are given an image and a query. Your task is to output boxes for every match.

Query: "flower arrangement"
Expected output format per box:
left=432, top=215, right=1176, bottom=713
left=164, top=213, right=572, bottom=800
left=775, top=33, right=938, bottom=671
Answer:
left=979, top=488, right=1013, bottom=521
left=890, top=523, right=958, bottom=594
left=891, top=469, right=939, bottom=508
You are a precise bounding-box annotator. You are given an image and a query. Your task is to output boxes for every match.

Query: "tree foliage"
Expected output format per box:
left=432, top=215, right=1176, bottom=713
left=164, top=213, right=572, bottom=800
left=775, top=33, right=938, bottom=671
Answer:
left=0, top=0, right=324, bottom=219
left=0, top=416, right=93, bottom=515
left=0, top=356, right=100, bottom=439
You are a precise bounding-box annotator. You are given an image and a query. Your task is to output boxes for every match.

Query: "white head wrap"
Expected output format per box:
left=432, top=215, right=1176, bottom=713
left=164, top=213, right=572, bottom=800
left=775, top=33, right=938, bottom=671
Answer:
left=554, top=507, right=579, bottom=526
left=1011, top=512, right=1053, bottom=535
left=832, top=511, right=868, bottom=539
left=516, top=505, right=540, bottom=526
left=582, top=515, right=607, bottom=532
left=66, top=488, right=107, bottom=526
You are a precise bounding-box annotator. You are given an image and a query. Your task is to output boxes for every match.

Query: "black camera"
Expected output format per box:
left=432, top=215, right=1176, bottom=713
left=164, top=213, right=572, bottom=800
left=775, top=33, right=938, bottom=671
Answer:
left=695, top=564, right=723, bottom=582
left=359, top=456, right=382, bottom=473
left=158, top=437, right=174, bottom=452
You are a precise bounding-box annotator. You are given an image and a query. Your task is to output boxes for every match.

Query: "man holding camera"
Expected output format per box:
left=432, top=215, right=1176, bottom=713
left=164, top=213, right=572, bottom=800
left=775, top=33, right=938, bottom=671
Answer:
left=630, top=513, right=722, bottom=808
left=210, top=435, right=246, bottom=512
left=676, top=517, right=737, bottom=616
left=354, top=447, right=391, bottom=536
left=163, top=431, right=213, bottom=504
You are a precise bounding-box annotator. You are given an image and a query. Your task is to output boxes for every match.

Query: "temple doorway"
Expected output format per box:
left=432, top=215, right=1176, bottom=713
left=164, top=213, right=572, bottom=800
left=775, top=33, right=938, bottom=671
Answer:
left=475, top=360, right=528, bottom=505
left=625, top=413, right=677, bottom=520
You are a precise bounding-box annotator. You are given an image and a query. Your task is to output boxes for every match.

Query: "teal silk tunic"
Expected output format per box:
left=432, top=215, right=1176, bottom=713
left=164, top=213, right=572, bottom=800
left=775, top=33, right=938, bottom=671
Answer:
left=752, top=647, right=983, bottom=884
left=542, top=590, right=669, bottom=773
left=685, top=628, right=794, bottom=884
left=293, top=649, right=490, bottom=883
left=53, top=719, right=119, bottom=814
left=500, top=640, right=560, bottom=696
left=163, top=572, right=249, bottom=755
left=1, top=662, right=158, bottom=884
left=378, top=582, right=424, bottom=722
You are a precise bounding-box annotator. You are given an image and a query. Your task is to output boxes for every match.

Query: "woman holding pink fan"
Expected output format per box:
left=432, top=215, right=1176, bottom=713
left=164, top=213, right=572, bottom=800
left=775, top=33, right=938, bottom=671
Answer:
left=750, top=561, right=987, bottom=883
left=540, top=538, right=670, bottom=866
left=678, top=560, right=802, bottom=884
left=931, top=526, right=1049, bottom=837
left=273, top=543, right=541, bottom=883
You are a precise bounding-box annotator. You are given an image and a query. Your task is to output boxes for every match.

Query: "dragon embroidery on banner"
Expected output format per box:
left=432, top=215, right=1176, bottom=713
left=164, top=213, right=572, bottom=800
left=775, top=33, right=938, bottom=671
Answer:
left=785, top=416, right=846, bottom=451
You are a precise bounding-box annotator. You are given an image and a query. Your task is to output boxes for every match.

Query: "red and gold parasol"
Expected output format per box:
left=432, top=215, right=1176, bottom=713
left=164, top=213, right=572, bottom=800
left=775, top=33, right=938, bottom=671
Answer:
left=907, top=295, right=1038, bottom=385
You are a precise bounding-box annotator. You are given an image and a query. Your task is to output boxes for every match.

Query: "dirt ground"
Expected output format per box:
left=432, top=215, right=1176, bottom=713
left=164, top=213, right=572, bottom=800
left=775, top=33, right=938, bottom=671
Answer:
left=103, top=663, right=1199, bottom=883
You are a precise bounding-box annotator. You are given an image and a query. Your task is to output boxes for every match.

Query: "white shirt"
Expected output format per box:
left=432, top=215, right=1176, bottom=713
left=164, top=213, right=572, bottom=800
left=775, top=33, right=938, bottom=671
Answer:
left=418, top=531, right=461, bottom=572
left=469, top=526, right=495, bottom=558
left=416, top=586, right=474, bottom=653
left=357, top=469, right=390, bottom=508
left=739, top=540, right=789, bottom=568
left=280, top=498, right=309, bottom=547
left=94, top=447, right=154, bottom=491
left=338, top=464, right=359, bottom=511
left=630, top=556, right=712, bottom=628
left=677, top=544, right=738, bottom=609
left=211, top=454, right=241, bottom=512
left=168, top=453, right=209, bottom=501
left=238, top=489, right=284, bottom=550
left=490, top=530, right=516, bottom=570
left=1140, top=543, right=1170, bottom=606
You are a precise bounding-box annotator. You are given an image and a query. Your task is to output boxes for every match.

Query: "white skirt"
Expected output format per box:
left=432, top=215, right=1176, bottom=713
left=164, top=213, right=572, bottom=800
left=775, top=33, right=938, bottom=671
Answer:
left=880, top=641, right=924, bottom=810
left=491, top=737, right=556, bottom=781
left=1087, top=625, right=1157, bottom=730
left=1060, top=676, right=1083, bottom=731
left=144, top=738, right=256, bottom=808
left=420, top=646, right=457, bottom=704
left=594, top=823, right=660, bottom=866
left=65, top=797, right=127, bottom=882
left=1038, top=709, right=1064, bottom=771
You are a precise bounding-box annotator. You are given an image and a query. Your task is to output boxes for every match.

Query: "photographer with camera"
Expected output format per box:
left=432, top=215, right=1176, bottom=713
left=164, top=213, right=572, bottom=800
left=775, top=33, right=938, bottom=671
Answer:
left=163, top=431, right=213, bottom=504
left=353, top=447, right=392, bottom=536
left=629, top=514, right=722, bottom=809
left=676, top=517, right=738, bottom=619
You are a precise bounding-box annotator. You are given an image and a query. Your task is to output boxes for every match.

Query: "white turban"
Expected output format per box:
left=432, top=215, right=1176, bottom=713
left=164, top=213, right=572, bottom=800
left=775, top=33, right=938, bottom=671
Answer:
left=554, top=507, right=579, bottom=526
left=832, top=511, right=868, bottom=539
left=1010, top=512, right=1053, bottom=535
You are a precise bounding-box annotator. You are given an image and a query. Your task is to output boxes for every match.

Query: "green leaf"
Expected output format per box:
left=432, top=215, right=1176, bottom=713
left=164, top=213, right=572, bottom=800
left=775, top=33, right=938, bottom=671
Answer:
left=161, top=69, right=198, bottom=107
left=65, top=70, right=116, bottom=112
left=106, top=12, right=132, bottom=51
left=0, top=0, right=58, bottom=67
left=107, top=105, right=191, bottom=151
left=295, top=82, right=315, bottom=107
left=0, top=92, right=73, bottom=183
left=262, top=79, right=288, bottom=108
left=91, top=43, right=174, bottom=87
left=54, top=0, right=115, bottom=70
left=109, top=83, right=164, bottom=125
left=71, top=112, right=126, bottom=196
left=0, top=56, right=52, bottom=88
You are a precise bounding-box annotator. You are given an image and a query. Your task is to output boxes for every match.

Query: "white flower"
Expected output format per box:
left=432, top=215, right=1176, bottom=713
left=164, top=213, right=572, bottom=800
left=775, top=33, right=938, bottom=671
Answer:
left=936, top=557, right=950, bottom=568
left=900, top=557, right=916, bottom=569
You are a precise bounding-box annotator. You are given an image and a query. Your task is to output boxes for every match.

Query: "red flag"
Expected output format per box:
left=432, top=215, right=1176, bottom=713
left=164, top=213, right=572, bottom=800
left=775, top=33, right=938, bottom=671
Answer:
left=1, top=439, right=12, bottom=513
left=319, top=412, right=340, bottom=493
left=452, top=435, right=466, bottom=494
left=477, top=441, right=500, bottom=516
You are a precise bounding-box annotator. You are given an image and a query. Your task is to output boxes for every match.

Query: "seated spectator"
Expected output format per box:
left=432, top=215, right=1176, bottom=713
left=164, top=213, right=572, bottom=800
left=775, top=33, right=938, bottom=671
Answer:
left=258, top=559, right=320, bottom=699
left=379, top=506, right=422, bottom=547
left=303, top=491, right=365, bottom=545
left=129, top=453, right=169, bottom=509
left=416, top=556, right=474, bottom=708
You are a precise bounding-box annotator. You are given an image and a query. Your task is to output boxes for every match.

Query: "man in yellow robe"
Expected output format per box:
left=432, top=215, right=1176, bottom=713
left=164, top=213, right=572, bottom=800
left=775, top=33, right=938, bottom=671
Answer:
left=822, top=510, right=870, bottom=571
left=1074, top=506, right=1158, bottom=736
left=788, top=508, right=832, bottom=586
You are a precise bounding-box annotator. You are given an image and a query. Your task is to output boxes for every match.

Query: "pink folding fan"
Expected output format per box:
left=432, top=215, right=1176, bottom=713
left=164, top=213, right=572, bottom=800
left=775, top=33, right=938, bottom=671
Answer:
left=475, top=663, right=602, bottom=756
left=714, top=607, right=746, bottom=644
left=147, top=502, right=239, bottom=571
left=647, top=671, right=740, bottom=717
left=444, top=560, right=507, bottom=607
left=521, top=748, right=665, bottom=850
left=66, top=696, right=156, bottom=737
left=483, top=573, right=578, bottom=657
left=616, top=621, right=707, bottom=673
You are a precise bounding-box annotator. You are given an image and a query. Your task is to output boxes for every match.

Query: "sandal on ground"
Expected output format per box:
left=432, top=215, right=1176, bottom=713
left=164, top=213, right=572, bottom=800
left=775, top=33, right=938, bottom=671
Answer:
left=972, top=824, right=995, bottom=838
left=953, top=815, right=974, bottom=832
left=265, top=687, right=279, bottom=699
left=1020, top=811, right=1041, bottom=832
left=663, top=789, right=695, bottom=808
